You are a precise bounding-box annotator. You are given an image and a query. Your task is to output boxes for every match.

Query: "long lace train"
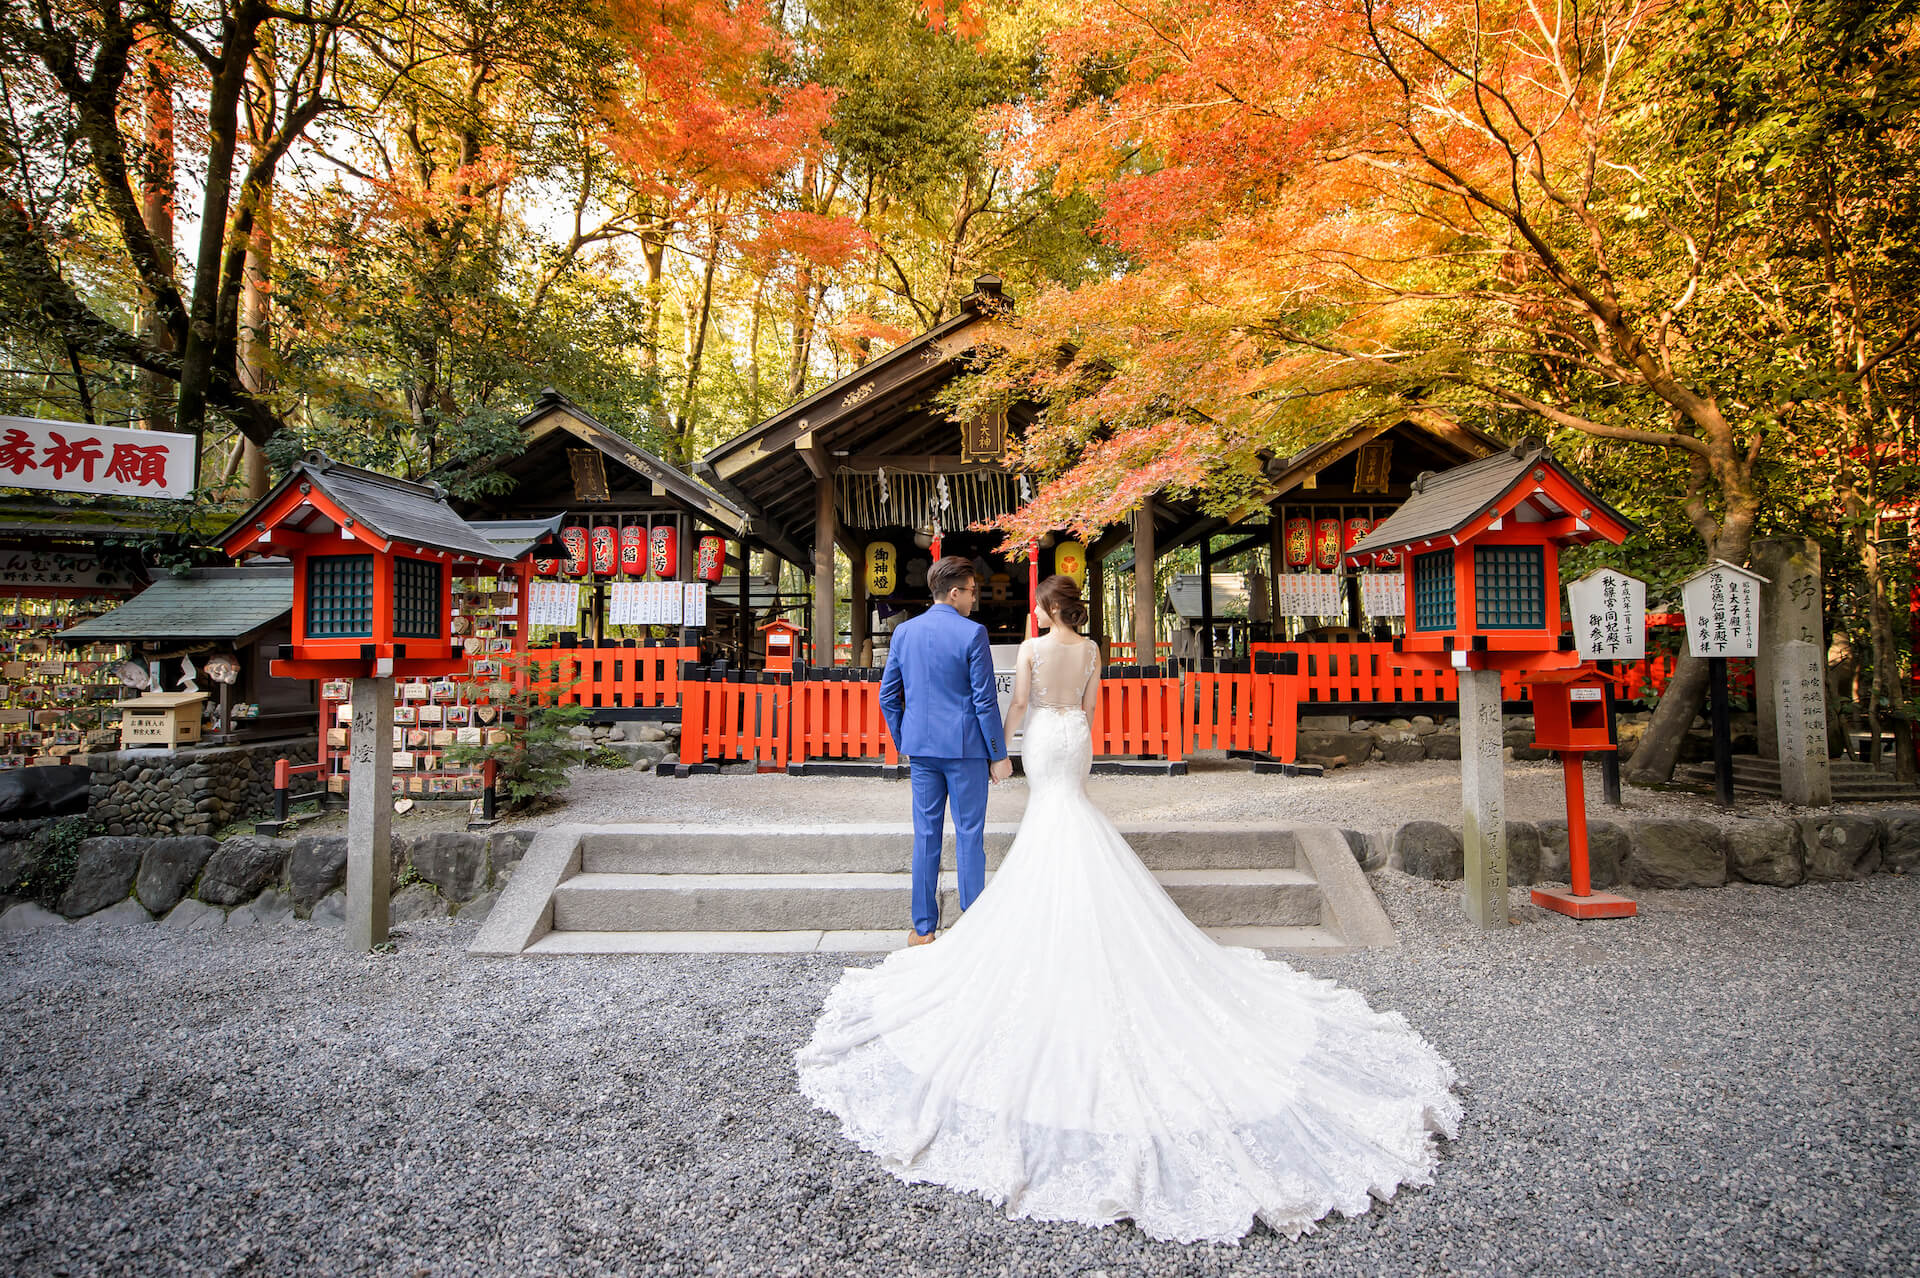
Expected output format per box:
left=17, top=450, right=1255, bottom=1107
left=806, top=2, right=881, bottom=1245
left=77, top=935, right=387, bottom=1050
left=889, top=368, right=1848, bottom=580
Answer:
left=794, top=704, right=1460, bottom=1243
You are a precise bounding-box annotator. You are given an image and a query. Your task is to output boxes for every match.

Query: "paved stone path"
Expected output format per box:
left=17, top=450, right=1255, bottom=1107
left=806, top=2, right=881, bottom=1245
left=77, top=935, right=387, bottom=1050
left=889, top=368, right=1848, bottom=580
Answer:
left=3, top=871, right=1915, bottom=1275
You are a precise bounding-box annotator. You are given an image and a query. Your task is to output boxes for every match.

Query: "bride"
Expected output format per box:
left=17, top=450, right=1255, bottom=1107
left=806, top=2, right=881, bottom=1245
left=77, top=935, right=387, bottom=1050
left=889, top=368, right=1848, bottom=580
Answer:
left=795, top=575, right=1459, bottom=1243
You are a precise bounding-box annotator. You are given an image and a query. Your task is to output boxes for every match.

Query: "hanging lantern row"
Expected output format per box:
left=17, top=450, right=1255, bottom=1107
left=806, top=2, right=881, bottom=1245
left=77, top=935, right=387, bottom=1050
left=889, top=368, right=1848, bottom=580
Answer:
left=530, top=521, right=729, bottom=579
left=1281, top=513, right=1400, bottom=570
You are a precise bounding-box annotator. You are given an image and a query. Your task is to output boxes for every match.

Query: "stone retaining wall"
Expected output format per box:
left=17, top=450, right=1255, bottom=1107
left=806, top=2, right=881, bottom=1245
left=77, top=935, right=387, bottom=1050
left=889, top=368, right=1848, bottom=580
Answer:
left=83, top=737, right=318, bottom=839
left=0, top=825, right=534, bottom=934
left=1378, top=810, right=1920, bottom=888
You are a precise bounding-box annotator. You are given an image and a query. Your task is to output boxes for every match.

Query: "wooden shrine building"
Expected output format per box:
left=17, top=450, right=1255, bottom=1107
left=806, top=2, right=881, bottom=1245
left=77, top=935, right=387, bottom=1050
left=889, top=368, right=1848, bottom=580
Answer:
left=697, top=276, right=1509, bottom=669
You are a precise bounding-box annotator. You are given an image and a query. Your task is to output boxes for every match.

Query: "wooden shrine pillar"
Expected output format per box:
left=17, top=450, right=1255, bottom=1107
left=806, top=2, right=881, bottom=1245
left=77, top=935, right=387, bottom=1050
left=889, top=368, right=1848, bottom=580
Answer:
left=1133, top=497, right=1157, bottom=665
left=814, top=474, right=836, bottom=666
left=1268, top=513, right=1286, bottom=640
left=1089, top=553, right=1107, bottom=664
left=737, top=539, right=752, bottom=662
left=849, top=548, right=869, bottom=666
left=1199, top=534, right=1216, bottom=660
left=677, top=513, right=697, bottom=648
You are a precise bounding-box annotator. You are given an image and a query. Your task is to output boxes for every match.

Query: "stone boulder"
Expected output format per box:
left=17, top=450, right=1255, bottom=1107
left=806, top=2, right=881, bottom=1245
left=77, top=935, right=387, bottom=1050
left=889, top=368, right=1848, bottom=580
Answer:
left=1625, top=820, right=1727, bottom=889
left=230, top=888, right=294, bottom=928
left=57, top=837, right=144, bottom=918
left=1392, top=821, right=1462, bottom=880
left=1379, top=737, right=1426, bottom=764
left=487, top=830, right=534, bottom=874
left=1297, top=731, right=1376, bottom=768
left=1796, top=815, right=1882, bottom=882
left=0, top=902, right=67, bottom=934
left=1725, top=819, right=1804, bottom=888
left=78, top=898, right=154, bottom=927
left=403, top=832, right=488, bottom=903
left=1879, top=810, right=1920, bottom=875
left=289, top=834, right=348, bottom=911
left=390, top=883, right=448, bottom=923
left=198, top=837, right=291, bottom=906
left=1504, top=821, right=1542, bottom=886
left=1423, top=733, right=1461, bottom=761
left=134, top=836, right=218, bottom=914
left=310, top=891, right=346, bottom=927
left=1535, top=819, right=1628, bottom=889
left=1503, top=728, right=1550, bottom=762
left=162, top=898, right=225, bottom=932
left=454, top=890, right=498, bottom=923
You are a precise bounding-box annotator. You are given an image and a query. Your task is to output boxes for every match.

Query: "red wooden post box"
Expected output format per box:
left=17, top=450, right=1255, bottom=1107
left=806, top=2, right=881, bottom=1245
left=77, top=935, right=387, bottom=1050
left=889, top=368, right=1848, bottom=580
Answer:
left=1529, top=667, right=1617, bottom=753
left=761, top=619, right=803, bottom=674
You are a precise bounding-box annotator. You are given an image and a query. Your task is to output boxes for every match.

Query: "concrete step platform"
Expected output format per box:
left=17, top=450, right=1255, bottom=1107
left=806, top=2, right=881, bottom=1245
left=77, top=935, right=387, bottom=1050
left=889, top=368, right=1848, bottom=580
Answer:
left=576, top=822, right=1300, bottom=875
left=551, top=867, right=1323, bottom=932
left=523, top=924, right=1350, bottom=955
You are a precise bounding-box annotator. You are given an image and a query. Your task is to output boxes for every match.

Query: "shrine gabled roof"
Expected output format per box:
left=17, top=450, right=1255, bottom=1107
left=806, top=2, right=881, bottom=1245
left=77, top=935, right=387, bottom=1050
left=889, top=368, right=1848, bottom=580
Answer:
left=468, top=514, right=567, bottom=559
left=59, top=566, right=291, bottom=642
left=490, top=390, right=747, bottom=535
left=1346, top=440, right=1635, bottom=556
left=218, top=454, right=507, bottom=561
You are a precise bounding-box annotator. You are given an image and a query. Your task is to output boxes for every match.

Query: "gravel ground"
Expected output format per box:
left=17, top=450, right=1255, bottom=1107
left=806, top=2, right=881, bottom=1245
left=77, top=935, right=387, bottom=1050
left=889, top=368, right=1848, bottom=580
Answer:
left=4, top=872, right=1915, bottom=1276
left=342, top=752, right=1885, bottom=843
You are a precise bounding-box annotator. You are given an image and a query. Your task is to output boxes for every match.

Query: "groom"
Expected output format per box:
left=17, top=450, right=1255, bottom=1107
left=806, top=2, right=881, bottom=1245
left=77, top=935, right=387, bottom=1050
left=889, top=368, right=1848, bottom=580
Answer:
left=879, top=557, right=1012, bottom=946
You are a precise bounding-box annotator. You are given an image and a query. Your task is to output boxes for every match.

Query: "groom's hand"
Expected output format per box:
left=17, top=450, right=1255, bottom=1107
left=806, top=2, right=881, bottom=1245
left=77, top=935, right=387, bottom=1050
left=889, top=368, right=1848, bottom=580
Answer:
left=990, top=758, right=1013, bottom=784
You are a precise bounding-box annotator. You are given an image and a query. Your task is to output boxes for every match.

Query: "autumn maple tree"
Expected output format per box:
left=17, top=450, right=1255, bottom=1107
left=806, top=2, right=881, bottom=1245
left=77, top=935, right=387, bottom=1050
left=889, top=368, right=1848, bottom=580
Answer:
left=955, top=0, right=1920, bottom=778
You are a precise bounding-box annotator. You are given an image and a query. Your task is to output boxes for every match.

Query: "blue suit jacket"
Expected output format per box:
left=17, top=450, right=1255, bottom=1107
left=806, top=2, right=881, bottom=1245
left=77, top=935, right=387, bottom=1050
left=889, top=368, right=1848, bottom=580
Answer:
left=879, top=604, right=1007, bottom=760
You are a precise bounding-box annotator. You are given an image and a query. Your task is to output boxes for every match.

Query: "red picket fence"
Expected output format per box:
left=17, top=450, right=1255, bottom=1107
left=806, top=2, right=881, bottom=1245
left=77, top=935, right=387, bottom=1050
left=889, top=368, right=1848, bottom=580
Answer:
left=678, top=667, right=788, bottom=769
left=1093, top=666, right=1185, bottom=760
left=523, top=643, right=694, bottom=710
left=789, top=667, right=898, bottom=767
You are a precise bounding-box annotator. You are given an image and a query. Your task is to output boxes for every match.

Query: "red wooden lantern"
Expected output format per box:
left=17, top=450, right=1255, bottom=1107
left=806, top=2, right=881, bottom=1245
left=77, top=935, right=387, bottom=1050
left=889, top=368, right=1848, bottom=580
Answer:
left=696, top=534, right=726, bottom=583
left=619, top=524, right=645, bottom=575
left=649, top=524, right=678, bottom=578
left=1342, top=515, right=1373, bottom=567
left=561, top=526, right=588, bottom=577
left=1283, top=517, right=1313, bottom=569
left=589, top=526, right=618, bottom=576
left=1313, top=518, right=1342, bottom=570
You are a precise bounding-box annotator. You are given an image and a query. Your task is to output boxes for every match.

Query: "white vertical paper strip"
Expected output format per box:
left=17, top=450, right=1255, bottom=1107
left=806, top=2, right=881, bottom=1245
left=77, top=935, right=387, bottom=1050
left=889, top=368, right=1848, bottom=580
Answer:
left=682, top=582, right=707, bottom=628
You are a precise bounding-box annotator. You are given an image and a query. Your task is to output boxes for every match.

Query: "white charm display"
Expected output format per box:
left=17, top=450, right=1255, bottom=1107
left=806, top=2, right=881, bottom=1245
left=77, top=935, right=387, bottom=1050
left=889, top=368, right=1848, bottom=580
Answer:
left=1566, top=569, right=1647, bottom=661
left=1680, top=560, right=1767, bottom=659
left=1360, top=573, right=1405, bottom=618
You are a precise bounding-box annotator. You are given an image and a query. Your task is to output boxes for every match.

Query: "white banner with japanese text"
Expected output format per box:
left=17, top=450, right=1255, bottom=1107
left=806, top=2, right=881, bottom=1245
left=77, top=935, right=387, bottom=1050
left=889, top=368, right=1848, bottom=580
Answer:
left=0, top=416, right=196, bottom=500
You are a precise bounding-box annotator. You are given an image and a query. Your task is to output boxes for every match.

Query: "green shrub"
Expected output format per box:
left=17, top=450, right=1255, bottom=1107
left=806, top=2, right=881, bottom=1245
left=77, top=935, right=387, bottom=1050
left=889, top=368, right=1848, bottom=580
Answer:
left=18, top=815, right=102, bottom=901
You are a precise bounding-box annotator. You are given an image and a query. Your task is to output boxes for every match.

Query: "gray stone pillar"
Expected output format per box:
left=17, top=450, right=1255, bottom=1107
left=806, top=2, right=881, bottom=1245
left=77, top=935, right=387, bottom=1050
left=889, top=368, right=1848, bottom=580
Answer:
left=346, top=676, right=393, bottom=952
left=1457, top=667, right=1508, bottom=930
left=1773, top=639, right=1833, bottom=806
left=1753, top=538, right=1822, bottom=760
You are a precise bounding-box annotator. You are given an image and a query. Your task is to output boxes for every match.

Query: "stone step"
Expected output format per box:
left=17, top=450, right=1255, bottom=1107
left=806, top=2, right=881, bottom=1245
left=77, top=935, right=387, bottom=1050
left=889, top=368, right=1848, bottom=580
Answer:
left=523, top=924, right=1350, bottom=955
left=550, top=868, right=1323, bottom=933
left=1676, top=763, right=1920, bottom=801
left=576, top=822, right=1299, bottom=875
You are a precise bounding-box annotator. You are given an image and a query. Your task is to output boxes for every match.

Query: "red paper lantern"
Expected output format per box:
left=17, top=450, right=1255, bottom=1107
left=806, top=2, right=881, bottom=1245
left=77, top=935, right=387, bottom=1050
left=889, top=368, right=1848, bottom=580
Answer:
left=648, top=524, right=678, bottom=578
left=1313, top=518, right=1341, bottom=570
left=1343, top=515, right=1373, bottom=567
left=534, top=552, right=559, bottom=577
left=561, top=527, right=588, bottom=577
left=619, top=524, right=645, bottom=575
left=696, top=534, right=725, bottom=583
left=1284, top=517, right=1313, bottom=568
left=590, top=526, right=618, bottom=576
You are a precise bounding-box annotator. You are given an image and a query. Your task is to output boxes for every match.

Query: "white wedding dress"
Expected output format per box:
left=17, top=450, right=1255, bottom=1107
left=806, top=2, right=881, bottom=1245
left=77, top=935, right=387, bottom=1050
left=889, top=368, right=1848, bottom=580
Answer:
left=794, top=637, right=1460, bottom=1243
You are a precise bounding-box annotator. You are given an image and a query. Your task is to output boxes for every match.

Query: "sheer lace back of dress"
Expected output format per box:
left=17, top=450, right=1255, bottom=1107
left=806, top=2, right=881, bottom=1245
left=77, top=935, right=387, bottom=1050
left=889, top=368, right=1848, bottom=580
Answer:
left=1026, top=637, right=1097, bottom=711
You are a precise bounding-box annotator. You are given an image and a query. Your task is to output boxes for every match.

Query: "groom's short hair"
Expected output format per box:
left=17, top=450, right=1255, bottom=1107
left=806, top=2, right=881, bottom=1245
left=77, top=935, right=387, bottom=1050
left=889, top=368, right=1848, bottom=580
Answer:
left=927, top=556, right=976, bottom=601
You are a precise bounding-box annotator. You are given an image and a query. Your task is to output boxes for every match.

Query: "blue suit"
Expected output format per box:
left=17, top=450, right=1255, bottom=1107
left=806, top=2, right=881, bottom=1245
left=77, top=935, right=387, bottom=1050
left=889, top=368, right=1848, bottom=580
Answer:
left=880, top=603, right=1007, bottom=936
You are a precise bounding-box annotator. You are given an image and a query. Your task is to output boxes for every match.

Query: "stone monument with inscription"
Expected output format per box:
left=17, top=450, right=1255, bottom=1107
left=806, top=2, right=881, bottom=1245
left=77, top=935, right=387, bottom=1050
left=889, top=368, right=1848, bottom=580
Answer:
left=1751, top=539, right=1832, bottom=805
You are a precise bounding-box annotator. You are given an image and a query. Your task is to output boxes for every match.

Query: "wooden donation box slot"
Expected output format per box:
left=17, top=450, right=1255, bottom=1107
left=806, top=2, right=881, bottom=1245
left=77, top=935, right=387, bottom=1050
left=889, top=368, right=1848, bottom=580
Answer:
left=1530, top=668, right=1617, bottom=753
left=116, top=691, right=209, bottom=750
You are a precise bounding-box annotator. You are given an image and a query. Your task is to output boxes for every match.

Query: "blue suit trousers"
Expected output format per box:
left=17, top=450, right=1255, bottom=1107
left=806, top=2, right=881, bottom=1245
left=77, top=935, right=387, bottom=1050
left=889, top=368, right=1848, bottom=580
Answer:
left=909, top=755, right=988, bottom=936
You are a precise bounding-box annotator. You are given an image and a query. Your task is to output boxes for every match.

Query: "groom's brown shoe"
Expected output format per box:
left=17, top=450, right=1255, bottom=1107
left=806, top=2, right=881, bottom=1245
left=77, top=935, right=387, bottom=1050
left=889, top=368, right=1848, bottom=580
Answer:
left=907, top=930, right=935, bottom=946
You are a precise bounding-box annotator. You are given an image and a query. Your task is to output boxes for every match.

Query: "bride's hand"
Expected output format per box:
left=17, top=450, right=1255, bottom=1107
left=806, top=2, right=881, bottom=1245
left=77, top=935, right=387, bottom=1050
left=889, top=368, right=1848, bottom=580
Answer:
left=990, top=757, right=1013, bottom=784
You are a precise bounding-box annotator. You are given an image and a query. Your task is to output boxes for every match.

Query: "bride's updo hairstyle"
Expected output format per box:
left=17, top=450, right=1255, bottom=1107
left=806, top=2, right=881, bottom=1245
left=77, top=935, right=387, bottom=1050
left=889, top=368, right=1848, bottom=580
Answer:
left=1035, top=575, right=1089, bottom=632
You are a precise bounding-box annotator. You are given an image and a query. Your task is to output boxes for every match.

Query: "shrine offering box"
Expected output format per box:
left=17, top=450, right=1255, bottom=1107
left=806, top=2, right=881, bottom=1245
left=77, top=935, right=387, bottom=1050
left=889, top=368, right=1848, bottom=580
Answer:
left=115, top=691, right=209, bottom=750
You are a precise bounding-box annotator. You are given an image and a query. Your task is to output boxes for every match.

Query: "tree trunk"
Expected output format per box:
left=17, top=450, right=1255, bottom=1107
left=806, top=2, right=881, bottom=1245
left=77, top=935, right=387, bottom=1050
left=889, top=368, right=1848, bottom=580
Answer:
left=136, top=42, right=175, bottom=433
left=788, top=262, right=815, bottom=399
left=238, top=167, right=272, bottom=498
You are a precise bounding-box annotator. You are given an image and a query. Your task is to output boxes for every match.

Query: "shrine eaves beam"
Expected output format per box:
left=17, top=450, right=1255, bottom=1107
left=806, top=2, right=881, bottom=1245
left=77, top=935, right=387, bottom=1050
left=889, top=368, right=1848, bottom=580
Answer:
left=836, top=455, right=1009, bottom=474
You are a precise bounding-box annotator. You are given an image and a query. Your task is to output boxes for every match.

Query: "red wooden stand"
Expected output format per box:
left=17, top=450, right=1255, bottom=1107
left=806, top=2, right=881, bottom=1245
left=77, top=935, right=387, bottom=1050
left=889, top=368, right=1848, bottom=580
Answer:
left=1530, top=750, right=1638, bottom=919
